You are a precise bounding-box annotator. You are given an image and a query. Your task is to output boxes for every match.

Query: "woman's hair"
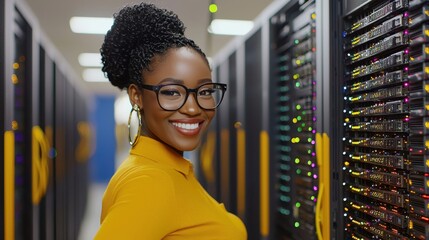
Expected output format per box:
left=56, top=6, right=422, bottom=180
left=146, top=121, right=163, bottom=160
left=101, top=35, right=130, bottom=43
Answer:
left=100, top=3, right=208, bottom=90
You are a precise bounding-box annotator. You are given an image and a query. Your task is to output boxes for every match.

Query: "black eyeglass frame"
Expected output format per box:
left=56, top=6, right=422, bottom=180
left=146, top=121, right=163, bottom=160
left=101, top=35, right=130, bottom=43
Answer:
left=140, top=82, right=227, bottom=111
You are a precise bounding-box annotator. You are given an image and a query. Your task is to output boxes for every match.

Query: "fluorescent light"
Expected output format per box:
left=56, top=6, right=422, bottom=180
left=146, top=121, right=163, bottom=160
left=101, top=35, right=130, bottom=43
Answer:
left=82, top=68, right=108, bottom=82
left=208, top=19, right=254, bottom=36
left=70, top=17, right=113, bottom=34
left=78, top=53, right=103, bottom=67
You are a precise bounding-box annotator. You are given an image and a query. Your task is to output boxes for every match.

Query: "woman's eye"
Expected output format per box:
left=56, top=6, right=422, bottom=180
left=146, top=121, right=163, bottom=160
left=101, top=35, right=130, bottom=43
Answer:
left=160, top=89, right=181, bottom=96
left=199, top=89, right=215, bottom=96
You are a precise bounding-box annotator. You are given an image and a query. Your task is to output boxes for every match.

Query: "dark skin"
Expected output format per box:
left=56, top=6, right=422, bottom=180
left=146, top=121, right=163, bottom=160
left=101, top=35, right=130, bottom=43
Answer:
left=128, top=47, right=215, bottom=155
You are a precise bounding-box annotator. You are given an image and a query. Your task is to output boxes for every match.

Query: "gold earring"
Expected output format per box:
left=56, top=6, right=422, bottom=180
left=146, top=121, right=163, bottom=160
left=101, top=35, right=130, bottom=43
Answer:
left=128, top=104, right=142, bottom=146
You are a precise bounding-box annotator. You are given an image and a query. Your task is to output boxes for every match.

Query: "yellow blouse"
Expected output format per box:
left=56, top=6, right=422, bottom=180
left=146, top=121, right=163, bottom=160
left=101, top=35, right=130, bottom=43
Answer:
left=95, top=136, right=247, bottom=240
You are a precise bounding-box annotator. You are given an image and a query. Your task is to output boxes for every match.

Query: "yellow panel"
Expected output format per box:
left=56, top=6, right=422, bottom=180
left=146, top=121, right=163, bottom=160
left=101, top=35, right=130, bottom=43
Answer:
left=76, top=122, right=94, bottom=162
left=5, top=131, right=15, bottom=240
left=237, top=128, right=246, bottom=219
left=32, top=126, right=50, bottom=205
left=220, top=129, right=230, bottom=205
left=315, top=133, right=323, bottom=240
left=322, top=133, right=331, bottom=240
left=260, top=131, right=269, bottom=236
left=315, top=133, right=331, bottom=240
left=200, top=131, right=216, bottom=183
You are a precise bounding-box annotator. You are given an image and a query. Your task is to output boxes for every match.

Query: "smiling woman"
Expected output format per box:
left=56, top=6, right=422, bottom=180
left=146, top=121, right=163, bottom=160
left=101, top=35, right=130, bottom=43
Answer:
left=94, top=2, right=247, bottom=239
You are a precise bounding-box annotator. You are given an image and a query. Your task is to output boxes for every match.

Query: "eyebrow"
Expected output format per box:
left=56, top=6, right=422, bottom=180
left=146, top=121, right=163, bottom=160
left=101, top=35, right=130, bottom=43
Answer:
left=158, top=78, right=213, bottom=85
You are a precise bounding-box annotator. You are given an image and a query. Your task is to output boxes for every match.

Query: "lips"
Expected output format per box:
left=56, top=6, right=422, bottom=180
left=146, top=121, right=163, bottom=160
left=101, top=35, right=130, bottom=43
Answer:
left=170, top=119, right=204, bottom=136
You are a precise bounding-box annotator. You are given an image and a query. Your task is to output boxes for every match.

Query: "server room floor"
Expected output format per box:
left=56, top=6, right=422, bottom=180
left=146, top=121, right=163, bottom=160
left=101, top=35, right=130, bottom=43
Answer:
left=77, top=183, right=107, bottom=240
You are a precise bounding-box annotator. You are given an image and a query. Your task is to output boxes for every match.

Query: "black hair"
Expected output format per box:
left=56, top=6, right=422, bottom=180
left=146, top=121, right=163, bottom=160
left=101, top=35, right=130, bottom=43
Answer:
left=100, top=2, right=208, bottom=90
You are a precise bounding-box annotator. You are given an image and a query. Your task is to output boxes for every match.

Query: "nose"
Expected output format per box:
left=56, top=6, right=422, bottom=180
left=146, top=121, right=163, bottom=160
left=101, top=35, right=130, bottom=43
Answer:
left=179, top=93, right=202, bottom=115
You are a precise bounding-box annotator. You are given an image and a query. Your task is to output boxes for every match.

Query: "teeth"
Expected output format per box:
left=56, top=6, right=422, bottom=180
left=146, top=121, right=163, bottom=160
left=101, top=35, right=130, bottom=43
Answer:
left=172, top=122, right=199, bottom=130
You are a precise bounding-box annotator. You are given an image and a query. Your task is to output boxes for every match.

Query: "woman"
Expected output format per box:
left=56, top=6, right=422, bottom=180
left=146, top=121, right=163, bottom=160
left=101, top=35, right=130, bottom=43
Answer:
left=95, top=3, right=247, bottom=239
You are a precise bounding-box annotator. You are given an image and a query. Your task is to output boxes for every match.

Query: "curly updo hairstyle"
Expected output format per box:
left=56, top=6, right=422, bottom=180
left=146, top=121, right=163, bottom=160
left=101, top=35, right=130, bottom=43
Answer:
left=100, top=3, right=208, bottom=90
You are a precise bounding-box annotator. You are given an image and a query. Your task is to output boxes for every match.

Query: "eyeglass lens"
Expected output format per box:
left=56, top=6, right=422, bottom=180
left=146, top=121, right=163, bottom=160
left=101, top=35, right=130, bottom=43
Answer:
left=158, top=83, right=223, bottom=110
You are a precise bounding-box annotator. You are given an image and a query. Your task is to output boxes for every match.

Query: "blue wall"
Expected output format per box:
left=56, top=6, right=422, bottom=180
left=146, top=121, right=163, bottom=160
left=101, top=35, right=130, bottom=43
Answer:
left=90, top=95, right=116, bottom=183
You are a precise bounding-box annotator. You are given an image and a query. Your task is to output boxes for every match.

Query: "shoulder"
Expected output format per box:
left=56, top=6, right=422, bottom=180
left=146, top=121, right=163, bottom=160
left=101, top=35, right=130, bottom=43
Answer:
left=113, top=156, right=175, bottom=192
left=103, top=155, right=178, bottom=205
left=97, top=156, right=180, bottom=238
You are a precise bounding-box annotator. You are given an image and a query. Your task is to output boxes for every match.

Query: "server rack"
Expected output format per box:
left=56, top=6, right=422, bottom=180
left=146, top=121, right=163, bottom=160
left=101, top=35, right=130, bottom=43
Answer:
left=204, top=0, right=429, bottom=239
left=339, top=0, right=429, bottom=238
left=2, top=0, right=92, bottom=239
left=13, top=8, right=34, bottom=240
left=203, top=0, right=334, bottom=239
left=244, top=29, right=264, bottom=240
left=227, top=52, right=238, bottom=215
left=37, top=45, right=55, bottom=240
left=217, top=60, right=230, bottom=209
left=270, top=0, right=319, bottom=239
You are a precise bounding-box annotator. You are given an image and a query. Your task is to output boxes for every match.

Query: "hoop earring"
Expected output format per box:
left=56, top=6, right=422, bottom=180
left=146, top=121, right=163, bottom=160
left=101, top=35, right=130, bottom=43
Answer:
left=128, top=104, right=142, bottom=146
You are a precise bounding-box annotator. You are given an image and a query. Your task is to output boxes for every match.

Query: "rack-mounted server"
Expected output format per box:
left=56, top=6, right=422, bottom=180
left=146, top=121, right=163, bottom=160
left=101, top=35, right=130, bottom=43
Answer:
left=342, top=0, right=429, bottom=238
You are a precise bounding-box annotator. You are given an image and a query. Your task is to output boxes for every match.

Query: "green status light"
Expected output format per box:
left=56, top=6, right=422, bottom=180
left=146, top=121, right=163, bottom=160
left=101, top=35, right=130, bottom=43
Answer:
left=209, top=3, right=218, bottom=13
left=294, top=222, right=300, bottom=228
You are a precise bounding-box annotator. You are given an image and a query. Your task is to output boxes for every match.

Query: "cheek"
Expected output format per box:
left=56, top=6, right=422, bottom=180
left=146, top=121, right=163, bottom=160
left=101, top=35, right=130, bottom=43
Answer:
left=142, top=96, right=165, bottom=126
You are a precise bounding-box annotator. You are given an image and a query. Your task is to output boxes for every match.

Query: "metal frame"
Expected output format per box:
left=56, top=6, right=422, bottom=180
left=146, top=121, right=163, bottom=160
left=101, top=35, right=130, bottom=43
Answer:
left=1, top=0, right=6, bottom=237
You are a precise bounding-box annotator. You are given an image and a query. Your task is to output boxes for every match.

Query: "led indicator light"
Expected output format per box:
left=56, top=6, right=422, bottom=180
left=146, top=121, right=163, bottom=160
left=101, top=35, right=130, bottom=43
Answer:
left=209, top=4, right=218, bottom=13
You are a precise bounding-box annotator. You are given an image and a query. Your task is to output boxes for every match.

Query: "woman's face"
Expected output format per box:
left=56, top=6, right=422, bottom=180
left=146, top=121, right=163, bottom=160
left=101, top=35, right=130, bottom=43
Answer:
left=140, top=47, right=214, bottom=153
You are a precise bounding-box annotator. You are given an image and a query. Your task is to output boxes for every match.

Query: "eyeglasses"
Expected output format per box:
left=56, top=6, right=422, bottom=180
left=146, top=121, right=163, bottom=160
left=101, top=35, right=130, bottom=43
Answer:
left=141, top=82, right=227, bottom=111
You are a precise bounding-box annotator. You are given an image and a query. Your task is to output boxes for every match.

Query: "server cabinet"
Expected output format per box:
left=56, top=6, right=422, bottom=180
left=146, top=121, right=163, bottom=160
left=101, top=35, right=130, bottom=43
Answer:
left=227, top=52, right=238, bottom=214
left=270, top=0, right=320, bottom=239
left=339, top=0, right=429, bottom=238
left=54, top=68, right=67, bottom=240
left=244, top=29, right=263, bottom=240
left=204, top=0, right=332, bottom=239
left=73, top=89, right=90, bottom=238
left=38, top=45, right=55, bottom=240
left=217, top=58, right=232, bottom=209
left=13, top=8, right=34, bottom=240
left=2, top=0, right=92, bottom=239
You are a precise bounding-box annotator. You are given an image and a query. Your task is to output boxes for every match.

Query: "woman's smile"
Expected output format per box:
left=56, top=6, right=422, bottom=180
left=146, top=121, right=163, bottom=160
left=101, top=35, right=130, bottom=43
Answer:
left=170, top=119, right=204, bottom=136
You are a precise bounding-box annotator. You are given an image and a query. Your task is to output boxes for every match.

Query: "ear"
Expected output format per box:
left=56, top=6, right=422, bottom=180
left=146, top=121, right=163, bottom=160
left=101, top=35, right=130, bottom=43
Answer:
left=128, top=84, right=143, bottom=109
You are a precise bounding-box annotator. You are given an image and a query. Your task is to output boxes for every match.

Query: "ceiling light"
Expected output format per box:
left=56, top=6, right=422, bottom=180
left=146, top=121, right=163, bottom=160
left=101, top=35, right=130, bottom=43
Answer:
left=82, top=68, right=108, bottom=82
left=70, top=17, right=113, bottom=34
left=78, top=53, right=103, bottom=67
left=208, top=19, right=253, bottom=36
